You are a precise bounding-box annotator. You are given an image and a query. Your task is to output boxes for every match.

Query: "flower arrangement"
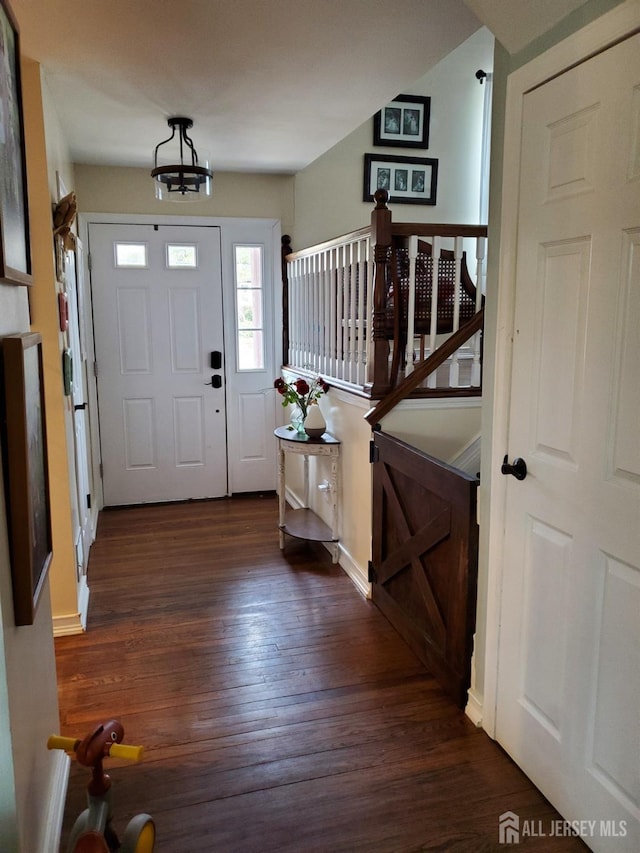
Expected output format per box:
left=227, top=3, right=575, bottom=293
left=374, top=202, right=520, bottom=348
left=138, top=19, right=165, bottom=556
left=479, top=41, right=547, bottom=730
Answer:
left=274, top=375, right=330, bottom=421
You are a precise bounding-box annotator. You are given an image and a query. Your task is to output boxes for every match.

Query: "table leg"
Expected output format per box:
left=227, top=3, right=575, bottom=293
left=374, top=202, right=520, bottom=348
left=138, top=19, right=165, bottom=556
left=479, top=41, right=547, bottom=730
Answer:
left=278, top=442, right=285, bottom=549
left=330, top=452, right=340, bottom=563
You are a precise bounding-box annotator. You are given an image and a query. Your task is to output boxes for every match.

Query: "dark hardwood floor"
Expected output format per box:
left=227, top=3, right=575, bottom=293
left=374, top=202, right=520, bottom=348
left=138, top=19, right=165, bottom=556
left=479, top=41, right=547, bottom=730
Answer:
left=55, top=495, right=585, bottom=852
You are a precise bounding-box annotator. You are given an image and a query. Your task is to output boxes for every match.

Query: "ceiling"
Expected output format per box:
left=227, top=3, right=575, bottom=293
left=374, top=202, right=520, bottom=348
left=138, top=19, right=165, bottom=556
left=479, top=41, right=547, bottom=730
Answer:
left=11, top=0, right=590, bottom=175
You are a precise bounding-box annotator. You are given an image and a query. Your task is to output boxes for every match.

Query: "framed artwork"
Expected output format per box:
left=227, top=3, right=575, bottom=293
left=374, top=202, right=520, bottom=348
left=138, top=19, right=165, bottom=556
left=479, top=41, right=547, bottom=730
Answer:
left=0, top=0, right=32, bottom=286
left=1, top=333, right=52, bottom=625
left=373, top=94, right=430, bottom=149
left=363, top=153, right=438, bottom=206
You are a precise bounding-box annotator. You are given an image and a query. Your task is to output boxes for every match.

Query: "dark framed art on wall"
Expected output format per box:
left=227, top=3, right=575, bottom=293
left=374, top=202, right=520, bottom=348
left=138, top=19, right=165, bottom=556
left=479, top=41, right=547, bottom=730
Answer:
left=373, top=94, right=430, bottom=149
left=0, top=0, right=32, bottom=286
left=363, top=153, right=438, bottom=206
left=1, top=333, right=52, bottom=625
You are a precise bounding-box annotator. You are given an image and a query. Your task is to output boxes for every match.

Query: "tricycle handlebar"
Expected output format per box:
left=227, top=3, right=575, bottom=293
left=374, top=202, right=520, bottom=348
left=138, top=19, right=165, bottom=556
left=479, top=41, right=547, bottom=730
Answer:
left=47, top=734, right=143, bottom=763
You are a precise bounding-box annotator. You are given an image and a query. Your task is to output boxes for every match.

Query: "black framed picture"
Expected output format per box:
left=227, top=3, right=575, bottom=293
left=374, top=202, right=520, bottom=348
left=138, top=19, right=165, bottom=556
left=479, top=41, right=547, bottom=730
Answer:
left=1, top=333, right=52, bottom=625
left=363, top=153, right=438, bottom=206
left=373, top=94, right=431, bottom=149
left=0, top=0, right=32, bottom=286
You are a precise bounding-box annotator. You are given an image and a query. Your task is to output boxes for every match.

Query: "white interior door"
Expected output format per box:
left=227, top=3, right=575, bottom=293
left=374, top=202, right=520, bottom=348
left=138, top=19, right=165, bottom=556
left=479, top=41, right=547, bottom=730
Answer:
left=496, top=33, right=639, bottom=850
left=65, top=241, right=93, bottom=570
left=90, top=223, right=227, bottom=505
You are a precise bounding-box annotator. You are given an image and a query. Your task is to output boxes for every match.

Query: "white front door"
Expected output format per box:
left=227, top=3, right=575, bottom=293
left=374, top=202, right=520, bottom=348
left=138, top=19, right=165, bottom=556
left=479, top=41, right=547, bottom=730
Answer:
left=496, top=32, right=639, bottom=850
left=90, top=223, right=227, bottom=505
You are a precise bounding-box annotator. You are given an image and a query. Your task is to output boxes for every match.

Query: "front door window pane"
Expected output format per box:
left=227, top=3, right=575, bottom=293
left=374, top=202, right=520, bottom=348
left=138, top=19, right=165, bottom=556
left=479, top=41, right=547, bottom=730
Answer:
left=115, top=242, right=147, bottom=268
left=166, top=244, right=198, bottom=269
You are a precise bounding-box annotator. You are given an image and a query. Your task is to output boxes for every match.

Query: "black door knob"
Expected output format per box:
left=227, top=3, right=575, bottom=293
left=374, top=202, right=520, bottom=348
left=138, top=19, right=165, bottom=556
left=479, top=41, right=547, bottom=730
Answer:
left=501, top=455, right=527, bottom=480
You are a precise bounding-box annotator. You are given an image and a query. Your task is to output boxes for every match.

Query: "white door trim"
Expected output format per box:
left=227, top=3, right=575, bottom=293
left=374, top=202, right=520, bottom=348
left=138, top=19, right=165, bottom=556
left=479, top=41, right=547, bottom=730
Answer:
left=482, top=0, right=640, bottom=737
left=78, top=212, right=282, bottom=509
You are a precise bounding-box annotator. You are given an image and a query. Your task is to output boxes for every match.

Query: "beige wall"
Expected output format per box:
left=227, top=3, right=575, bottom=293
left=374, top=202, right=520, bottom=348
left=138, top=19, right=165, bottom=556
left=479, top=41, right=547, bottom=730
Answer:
left=75, top=164, right=295, bottom=235
left=292, top=27, right=495, bottom=249
left=33, top=69, right=83, bottom=629
left=0, top=59, right=69, bottom=853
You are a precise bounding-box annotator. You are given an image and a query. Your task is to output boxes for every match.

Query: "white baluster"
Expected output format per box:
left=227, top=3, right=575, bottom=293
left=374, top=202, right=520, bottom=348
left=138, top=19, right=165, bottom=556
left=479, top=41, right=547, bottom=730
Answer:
left=405, top=235, right=418, bottom=375
left=322, top=250, right=330, bottom=377
left=427, top=236, right=440, bottom=389
left=313, top=252, right=320, bottom=373
left=329, top=247, right=337, bottom=379
left=334, top=245, right=343, bottom=380
left=449, top=236, right=463, bottom=388
left=294, top=259, right=302, bottom=369
left=348, top=241, right=357, bottom=384
left=356, top=238, right=366, bottom=385
left=365, top=235, right=374, bottom=386
left=471, top=236, right=486, bottom=387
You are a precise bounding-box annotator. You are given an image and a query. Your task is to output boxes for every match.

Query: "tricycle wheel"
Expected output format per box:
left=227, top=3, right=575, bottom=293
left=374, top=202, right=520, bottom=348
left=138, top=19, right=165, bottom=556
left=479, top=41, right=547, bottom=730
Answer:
left=120, top=814, right=155, bottom=853
left=67, top=809, right=90, bottom=852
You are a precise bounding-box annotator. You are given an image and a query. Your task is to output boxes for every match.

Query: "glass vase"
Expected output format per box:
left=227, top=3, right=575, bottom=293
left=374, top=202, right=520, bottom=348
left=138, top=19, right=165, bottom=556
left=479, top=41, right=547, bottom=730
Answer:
left=290, top=404, right=307, bottom=435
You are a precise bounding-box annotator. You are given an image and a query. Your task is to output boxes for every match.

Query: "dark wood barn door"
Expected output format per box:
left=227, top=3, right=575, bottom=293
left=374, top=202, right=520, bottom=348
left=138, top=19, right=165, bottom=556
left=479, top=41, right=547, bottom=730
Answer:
left=370, top=431, right=479, bottom=707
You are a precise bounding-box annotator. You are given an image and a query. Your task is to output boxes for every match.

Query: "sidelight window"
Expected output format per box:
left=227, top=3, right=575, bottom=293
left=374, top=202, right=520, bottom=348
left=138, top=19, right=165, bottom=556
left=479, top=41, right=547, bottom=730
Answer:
left=234, top=245, right=264, bottom=371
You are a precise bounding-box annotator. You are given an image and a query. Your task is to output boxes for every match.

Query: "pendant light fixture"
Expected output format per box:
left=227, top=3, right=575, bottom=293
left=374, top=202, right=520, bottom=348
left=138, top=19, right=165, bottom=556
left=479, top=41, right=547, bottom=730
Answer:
left=151, top=117, right=213, bottom=201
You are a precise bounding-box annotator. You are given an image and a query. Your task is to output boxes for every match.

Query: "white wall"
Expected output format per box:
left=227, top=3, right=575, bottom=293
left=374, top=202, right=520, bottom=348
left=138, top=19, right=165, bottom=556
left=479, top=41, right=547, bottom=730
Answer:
left=292, top=27, right=495, bottom=249
left=380, top=399, right=482, bottom=463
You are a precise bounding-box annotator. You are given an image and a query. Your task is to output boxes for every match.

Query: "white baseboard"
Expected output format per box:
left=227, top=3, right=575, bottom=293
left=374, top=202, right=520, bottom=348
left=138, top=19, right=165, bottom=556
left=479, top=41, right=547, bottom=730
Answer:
left=53, top=578, right=90, bottom=637
left=284, top=484, right=304, bottom=510
left=41, top=749, right=69, bottom=853
left=465, top=687, right=484, bottom=728
left=53, top=612, right=84, bottom=637
left=331, top=541, right=371, bottom=599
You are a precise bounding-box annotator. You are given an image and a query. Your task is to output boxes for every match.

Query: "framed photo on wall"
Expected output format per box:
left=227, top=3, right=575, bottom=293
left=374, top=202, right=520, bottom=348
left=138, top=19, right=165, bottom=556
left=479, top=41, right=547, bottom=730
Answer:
left=363, top=153, right=438, bottom=206
left=0, top=0, right=32, bottom=286
left=373, top=94, right=430, bottom=149
left=1, top=333, right=52, bottom=625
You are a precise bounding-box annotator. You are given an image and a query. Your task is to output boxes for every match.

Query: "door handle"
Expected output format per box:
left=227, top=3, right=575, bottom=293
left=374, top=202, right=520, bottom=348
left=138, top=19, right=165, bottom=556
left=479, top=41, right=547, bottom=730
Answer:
left=501, top=455, right=527, bottom=480
left=204, top=375, right=222, bottom=388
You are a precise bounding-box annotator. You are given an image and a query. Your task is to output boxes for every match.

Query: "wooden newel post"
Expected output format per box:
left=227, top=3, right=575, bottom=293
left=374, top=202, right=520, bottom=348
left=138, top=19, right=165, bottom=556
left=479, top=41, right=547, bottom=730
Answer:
left=281, top=234, right=292, bottom=366
left=370, top=189, right=392, bottom=396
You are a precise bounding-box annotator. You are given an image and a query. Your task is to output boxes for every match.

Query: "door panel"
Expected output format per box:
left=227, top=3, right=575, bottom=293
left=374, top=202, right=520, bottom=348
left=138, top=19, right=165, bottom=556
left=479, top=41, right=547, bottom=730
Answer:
left=90, top=223, right=227, bottom=505
left=497, top=33, right=640, bottom=849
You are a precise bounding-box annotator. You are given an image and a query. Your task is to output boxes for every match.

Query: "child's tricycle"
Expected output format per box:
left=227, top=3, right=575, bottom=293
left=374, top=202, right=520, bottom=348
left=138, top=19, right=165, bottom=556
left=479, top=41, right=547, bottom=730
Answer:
left=48, top=720, right=155, bottom=853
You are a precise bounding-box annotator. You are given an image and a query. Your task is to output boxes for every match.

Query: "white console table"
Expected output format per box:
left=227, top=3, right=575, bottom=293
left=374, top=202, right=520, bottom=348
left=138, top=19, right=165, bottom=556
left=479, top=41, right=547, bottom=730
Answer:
left=274, top=426, right=341, bottom=563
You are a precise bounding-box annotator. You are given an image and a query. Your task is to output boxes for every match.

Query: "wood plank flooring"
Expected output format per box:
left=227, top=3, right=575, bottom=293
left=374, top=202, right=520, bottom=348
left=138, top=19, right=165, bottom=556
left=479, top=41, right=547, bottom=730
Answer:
left=55, top=495, right=585, bottom=852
